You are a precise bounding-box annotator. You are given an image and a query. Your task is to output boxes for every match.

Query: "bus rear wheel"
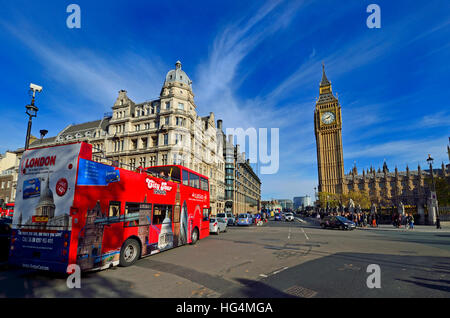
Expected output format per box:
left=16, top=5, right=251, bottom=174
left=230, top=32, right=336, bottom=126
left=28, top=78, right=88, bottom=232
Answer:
left=120, top=238, right=141, bottom=267
left=190, top=228, right=199, bottom=245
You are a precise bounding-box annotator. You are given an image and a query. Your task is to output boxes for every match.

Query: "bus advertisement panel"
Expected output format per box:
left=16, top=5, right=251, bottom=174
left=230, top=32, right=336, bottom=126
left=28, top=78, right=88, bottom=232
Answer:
left=9, top=142, right=90, bottom=272
left=9, top=142, right=210, bottom=273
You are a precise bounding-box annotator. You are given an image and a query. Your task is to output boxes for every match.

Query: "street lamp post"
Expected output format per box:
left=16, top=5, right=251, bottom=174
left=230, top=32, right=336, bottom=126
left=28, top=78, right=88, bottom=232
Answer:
left=25, top=84, right=43, bottom=150
left=427, top=154, right=436, bottom=193
left=426, top=154, right=439, bottom=224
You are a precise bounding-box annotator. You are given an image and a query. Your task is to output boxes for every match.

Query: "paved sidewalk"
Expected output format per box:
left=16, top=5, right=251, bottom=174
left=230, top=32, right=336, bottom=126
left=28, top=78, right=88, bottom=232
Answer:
left=355, top=223, right=450, bottom=233
left=301, top=217, right=450, bottom=233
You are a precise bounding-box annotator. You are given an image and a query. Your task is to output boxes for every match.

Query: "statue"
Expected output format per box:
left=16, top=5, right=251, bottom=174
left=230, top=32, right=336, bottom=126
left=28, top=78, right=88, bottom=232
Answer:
left=371, top=203, right=377, bottom=214
left=348, top=198, right=355, bottom=214
left=398, top=201, right=405, bottom=216
left=356, top=204, right=361, bottom=214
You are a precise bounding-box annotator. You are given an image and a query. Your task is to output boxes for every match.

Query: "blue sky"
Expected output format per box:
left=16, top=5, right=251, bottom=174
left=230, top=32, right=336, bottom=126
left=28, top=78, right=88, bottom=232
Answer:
left=0, top=0, right=449, bottom=201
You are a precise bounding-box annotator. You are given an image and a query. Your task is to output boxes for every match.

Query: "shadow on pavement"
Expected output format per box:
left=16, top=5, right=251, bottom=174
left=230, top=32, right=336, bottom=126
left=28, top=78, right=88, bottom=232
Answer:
left=251, top=252, right=450, bottom=298
left=221, top=278, right=296, bottom=298
left=0, top=267, right=144, bottom=298
left=396, top=278, right=450, bottom=293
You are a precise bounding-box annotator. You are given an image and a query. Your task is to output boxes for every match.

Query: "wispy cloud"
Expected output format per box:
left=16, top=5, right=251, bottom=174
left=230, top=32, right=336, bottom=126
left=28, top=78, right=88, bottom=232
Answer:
left=195, top=0, right=306, bottom=128
left=420, top=111, right=450, bottom=128
left=2, top=21, right=166, bottom=117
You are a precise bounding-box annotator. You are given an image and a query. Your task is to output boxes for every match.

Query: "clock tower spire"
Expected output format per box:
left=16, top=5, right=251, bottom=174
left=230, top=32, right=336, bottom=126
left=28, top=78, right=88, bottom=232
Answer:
left=314, top=64, right=345, bottom=195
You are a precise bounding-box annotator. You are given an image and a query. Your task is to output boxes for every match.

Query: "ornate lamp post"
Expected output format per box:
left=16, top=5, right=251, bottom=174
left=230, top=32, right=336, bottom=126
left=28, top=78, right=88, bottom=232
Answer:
left=25, top=84, right=43, bottom=150
left=426, top=154, right=439, bottom=224
left=427, top=154, right=436, bottom=192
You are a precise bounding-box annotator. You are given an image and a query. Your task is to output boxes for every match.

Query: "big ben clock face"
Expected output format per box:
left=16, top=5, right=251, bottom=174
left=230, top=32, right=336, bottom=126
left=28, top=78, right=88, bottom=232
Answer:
left=321, top=112, right=335, bottom=124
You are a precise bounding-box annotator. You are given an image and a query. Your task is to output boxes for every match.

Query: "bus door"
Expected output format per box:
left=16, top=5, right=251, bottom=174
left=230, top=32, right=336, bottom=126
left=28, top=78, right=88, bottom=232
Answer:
left=150, top=204, right=173, bottom=253
left=200, top=207, right=210, bottom=237
left=99, top=201, right=125, bottom=263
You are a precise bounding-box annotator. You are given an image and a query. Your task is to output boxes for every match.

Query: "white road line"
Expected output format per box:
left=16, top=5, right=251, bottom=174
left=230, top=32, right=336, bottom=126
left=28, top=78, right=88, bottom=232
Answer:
left=295, top=217, right=306, bottom=224
left=272, top=267, right=289, bottom=275
left=288, top=227, right=291, bottom=240
left=301, top=228, right=310, bottom=240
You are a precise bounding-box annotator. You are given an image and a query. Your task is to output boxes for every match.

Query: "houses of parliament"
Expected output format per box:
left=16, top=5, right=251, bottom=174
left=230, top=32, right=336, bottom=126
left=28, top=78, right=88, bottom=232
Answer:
left=314, top=64, right=449, bottom=208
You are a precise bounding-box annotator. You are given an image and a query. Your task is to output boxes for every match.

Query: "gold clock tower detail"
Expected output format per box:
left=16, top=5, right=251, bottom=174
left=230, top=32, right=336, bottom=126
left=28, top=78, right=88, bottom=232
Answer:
left=314, top=64, right=344, bottom=194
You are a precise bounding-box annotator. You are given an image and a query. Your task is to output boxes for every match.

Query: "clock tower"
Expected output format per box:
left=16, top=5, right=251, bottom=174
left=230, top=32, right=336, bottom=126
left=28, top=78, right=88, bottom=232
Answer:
left=314, top=64, right=344, bottom=195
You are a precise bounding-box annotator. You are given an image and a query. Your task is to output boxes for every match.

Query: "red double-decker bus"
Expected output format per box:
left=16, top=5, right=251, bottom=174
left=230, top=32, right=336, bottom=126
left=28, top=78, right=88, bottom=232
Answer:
left=9, top=142, right=210, bottom=272
left=0, top=203, right=14, bottom=218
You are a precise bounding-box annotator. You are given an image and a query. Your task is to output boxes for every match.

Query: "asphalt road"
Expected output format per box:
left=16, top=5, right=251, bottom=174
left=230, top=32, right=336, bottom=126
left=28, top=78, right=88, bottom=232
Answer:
left=1, top=218, right=449, bottom=298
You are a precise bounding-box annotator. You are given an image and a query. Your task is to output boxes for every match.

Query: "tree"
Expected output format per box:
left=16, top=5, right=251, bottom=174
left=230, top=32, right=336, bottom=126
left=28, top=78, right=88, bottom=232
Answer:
left=342, top=191, right=371, bottom=210
left=317, top=192, right=340, bottom=209
left=425, top=176, right=450, bottom=207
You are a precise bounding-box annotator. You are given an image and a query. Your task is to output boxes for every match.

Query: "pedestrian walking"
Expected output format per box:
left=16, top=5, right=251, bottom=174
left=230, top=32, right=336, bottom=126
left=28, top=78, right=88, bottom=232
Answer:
left=436, top=217, right=441, bottom=229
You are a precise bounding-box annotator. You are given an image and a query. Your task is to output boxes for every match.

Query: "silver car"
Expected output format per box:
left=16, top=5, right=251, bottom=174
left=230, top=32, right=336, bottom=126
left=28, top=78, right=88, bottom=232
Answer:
left=285, top=213, right=294, bottom=222
left=210, top=218, right=227, bottom=234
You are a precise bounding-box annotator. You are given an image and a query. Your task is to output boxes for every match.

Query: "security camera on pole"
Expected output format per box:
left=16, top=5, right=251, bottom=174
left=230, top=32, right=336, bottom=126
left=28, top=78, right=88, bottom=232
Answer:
left=25, top=83, right=43, bottom=150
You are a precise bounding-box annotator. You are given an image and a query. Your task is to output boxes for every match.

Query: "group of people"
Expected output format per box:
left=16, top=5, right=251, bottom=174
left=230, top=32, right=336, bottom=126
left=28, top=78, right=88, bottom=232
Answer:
left=392, top=213, right=415, bottom=229
left=320, top=211, right=379, bottom=227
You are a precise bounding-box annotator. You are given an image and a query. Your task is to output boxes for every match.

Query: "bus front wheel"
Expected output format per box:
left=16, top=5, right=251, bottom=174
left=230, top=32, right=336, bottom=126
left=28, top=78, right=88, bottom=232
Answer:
left=120, top=238, right=141, bottom=267
left=190, top=228, right=199, bottom=245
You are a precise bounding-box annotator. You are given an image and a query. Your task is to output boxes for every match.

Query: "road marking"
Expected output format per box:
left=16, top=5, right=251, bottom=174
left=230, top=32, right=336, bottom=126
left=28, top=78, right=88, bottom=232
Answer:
left=259, top=274, right=268, bottom=278
left=295, top=217, right=306, bottom=224
left=272, top=266, right=289, bottom=275
left=288, top=227, right=291, bottom=240
left=301, top=228, right=310, bottom=240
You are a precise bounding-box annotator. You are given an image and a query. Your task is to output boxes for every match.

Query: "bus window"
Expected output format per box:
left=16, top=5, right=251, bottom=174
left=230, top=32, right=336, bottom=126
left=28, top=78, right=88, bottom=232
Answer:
left=200, top=177, right=209, bottom=191
left=203, top=208, right=209, bottom=221
left=125, top=202, right=140, bottom=215
left=189, top=172, right=199, bottom=188
left=109, top=201, right=121, bottom=217
left=182, top=169, right=189, bottom=186
left=153, top=204, right=173, bottom=225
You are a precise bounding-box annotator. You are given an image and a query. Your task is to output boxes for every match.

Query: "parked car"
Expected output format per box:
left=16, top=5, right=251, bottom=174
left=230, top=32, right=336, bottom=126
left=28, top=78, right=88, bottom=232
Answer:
left=237, top=213, right=252, bottom=226
left=216, top=213, right=228, bottom=225
left=285, top=213, right=294, bottom=222
left=0, top=218, right=12, bottom=263
left=226, top=213, right=236, bottom=226
left=210, top=218, right=227, bottom=234
left=274, top=213, right=282, bottom=221
left=320, top=216, right=356, bottom=230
